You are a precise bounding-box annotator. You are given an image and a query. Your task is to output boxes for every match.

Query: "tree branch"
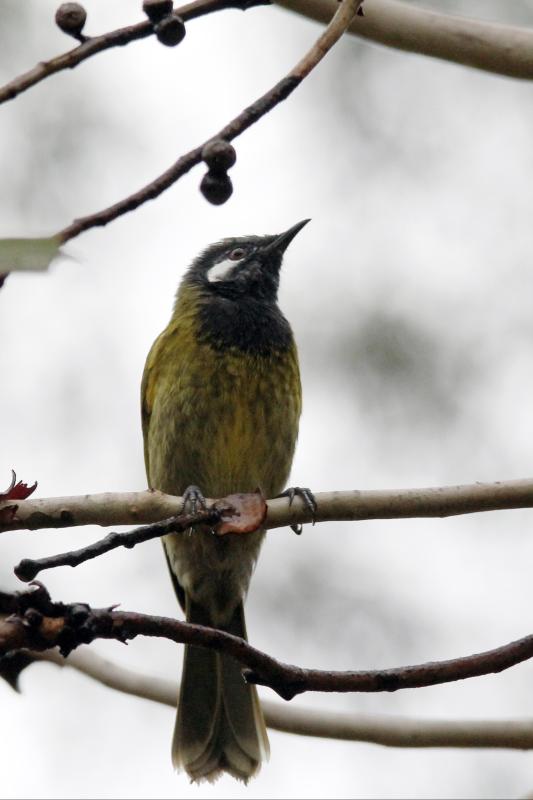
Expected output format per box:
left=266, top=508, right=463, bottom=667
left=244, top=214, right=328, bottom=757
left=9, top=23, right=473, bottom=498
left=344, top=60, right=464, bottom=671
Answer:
left=4, top=0, right=533, bottom=113
left=2, top=477, right=533, bottom=534
left=0, top=0, right=269, bottom=107
left=276, top=0, right=533, bottom=80
left=13, top=508, right=222, bottom=583
left=2, top=586, right=533, bottom=701
left=5, top=0, right=533, bottom=107
left=265, top=705, right=533, bottom=750
left=55, top=0, right=362, bottom=243
left=12, top=492, right=267, bottom=582
left=26, top=648, right=533, bottom=750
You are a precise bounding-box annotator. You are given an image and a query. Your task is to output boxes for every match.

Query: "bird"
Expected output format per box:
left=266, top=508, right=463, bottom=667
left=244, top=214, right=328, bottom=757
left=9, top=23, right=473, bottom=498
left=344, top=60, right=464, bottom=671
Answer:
left=141, top=219, right=309, bottom=783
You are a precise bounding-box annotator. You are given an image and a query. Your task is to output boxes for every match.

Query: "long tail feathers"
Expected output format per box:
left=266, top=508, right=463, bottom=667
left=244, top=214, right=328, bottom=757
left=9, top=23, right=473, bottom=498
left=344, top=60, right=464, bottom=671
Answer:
left=172, top=598, right=269, bottom=783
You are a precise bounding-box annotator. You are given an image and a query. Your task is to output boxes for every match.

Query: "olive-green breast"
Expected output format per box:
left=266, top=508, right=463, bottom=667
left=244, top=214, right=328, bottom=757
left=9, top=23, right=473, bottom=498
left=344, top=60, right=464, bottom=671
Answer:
left=142, top=286, right=301, bottom=500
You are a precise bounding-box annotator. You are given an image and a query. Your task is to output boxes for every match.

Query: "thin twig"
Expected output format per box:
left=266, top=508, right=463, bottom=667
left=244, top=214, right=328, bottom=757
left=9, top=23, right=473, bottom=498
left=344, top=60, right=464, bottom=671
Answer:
left=27, top=649, right=533, bottom=749
left=56, top=0, right=363, bottom=243
left=2, top=477, right=533, bottom=535
left=276, top=0, right=533, bottom=80
left=2, top=586, right=533, bottom=701
left=0, top=0, right=269, bottom=107
left=13, top=508, right=221, bottom=583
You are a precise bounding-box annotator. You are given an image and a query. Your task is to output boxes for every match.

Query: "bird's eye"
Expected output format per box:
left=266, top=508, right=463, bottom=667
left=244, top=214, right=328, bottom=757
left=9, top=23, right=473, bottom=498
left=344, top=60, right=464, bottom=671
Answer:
left=228, top=247, right=246, bottom=261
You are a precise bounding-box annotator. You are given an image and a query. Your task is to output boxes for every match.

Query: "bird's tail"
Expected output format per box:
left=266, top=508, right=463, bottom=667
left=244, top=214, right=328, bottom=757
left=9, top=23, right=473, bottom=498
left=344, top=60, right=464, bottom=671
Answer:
left=172, top=596, right=269, bottom=783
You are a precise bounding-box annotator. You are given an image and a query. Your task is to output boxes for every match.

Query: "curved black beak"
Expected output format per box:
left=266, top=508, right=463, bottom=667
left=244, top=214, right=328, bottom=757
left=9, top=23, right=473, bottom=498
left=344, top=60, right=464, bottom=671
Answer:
left=263, top=219, right=310, bottom=255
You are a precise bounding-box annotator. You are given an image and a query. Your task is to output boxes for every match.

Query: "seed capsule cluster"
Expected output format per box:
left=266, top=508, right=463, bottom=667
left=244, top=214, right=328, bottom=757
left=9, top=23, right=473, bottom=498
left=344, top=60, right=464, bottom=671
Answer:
left=143, top=0, right=173, bottom=20
left=200, top=140, right=237, bottom=205
left=143, top=1, right=186, bottom=47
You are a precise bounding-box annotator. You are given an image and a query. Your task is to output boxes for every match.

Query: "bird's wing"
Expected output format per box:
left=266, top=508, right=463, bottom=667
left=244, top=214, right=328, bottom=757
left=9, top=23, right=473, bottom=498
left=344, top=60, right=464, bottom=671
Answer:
left=140, top=330, right=167, bottom=483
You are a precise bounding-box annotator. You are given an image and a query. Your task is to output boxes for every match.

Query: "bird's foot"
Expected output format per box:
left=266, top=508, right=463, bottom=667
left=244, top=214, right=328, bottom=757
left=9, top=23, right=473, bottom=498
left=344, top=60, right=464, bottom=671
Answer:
left=182, top=485, right=208, bottom=515
left=277, top=486, right=317, bottom=535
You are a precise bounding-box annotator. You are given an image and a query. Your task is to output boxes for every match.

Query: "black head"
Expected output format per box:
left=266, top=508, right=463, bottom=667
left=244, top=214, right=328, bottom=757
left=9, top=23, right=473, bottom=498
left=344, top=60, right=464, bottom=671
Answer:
left=185, top=219, right=310, bottom=304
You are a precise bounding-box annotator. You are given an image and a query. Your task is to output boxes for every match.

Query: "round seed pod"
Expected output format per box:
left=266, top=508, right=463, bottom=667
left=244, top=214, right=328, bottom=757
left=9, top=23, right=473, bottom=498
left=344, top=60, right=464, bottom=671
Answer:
left=143, top=0, right=173, bottom=22
left=155, top=13, right=186, bottom=46
left=202, top=139, right=237, bottom=172
left=200, top=171, right=233, bottom=205
left=55, top=2, right=87, bottom=38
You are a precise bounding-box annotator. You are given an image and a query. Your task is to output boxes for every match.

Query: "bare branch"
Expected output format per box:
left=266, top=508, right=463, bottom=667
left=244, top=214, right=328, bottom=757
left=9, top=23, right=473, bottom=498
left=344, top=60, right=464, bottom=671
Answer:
left=0, top=0, right=268, bottom=107
left=242, top=633, right=533, bottom=700
left=2, top=477, right=533, bottom=534
left=276, top=0, right=533, bottom=80
left=56, top=0, right=362, bottom=243
left=265, top=705, right=533, bottom=750
left=30, top=649, right=533, bottom=750
left=13, top=508, right=222, bottom=583
left=2, top=586, right=533, bottom=701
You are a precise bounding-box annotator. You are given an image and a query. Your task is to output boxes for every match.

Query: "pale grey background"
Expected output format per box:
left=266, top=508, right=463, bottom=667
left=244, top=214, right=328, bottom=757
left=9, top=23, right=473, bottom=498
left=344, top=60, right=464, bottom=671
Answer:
left=1, top=1, right=533, bottom=797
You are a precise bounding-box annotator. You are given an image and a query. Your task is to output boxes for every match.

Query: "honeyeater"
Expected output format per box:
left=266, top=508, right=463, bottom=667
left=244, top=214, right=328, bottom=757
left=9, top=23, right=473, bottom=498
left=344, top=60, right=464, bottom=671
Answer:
left=141, top=219, right=309, bottom=783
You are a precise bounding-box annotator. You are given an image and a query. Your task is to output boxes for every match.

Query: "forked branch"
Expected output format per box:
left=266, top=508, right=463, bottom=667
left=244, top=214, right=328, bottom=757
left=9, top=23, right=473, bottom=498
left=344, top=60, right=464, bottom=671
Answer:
left=1, top=585, right=533, bottom=701
left=12, top=492, right=267, bottom=582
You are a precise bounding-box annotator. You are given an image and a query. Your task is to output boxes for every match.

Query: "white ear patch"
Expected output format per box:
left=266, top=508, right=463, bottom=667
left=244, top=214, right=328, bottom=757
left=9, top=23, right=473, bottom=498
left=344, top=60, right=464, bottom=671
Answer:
left=207, top=258, right=237, bottom=283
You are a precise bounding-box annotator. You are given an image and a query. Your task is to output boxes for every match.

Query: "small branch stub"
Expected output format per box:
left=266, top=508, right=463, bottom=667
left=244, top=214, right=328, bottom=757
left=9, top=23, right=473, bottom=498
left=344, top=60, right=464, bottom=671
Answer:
left=55, top=3, right=87, bottom=40
left=154, top=14, right=186, bottom=46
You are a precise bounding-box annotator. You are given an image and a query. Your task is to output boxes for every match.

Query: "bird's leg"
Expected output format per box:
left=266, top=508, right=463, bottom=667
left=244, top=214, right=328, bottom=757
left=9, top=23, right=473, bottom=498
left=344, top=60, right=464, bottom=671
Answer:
left=180, top=485, right=210, bottom=536
left=182, top=485, right=208, bottom=514
left=277, top=486, right=317, bottom=535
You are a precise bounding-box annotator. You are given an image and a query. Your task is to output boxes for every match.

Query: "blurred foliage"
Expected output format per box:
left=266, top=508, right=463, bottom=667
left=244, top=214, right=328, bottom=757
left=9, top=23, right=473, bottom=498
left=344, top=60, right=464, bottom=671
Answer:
left=259, top=555, right=421, bottom=666
left=338, top=310, right=475, bottom=429
left=0, top=2, right=31, bottom=67
left=0, top=3, right=119, bottom=229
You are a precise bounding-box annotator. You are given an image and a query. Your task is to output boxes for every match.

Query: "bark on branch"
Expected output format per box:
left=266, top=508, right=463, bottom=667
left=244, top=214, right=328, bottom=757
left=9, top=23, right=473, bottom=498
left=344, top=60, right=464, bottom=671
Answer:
left=2, top=477, right=533, bottom=534
left=2, top=585, right=533, bottom=701
left=276, top=0, right=533, bottom=79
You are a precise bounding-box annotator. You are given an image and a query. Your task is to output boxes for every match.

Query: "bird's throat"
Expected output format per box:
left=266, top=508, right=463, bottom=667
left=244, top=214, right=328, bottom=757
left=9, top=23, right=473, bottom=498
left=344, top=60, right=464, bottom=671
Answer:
left=186, top=287, right=294, bottom=356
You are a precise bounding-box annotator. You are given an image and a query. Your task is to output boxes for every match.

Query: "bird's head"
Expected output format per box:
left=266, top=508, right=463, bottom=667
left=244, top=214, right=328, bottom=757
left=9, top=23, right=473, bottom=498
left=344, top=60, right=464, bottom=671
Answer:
left=185, top=219, right=310, bottom=304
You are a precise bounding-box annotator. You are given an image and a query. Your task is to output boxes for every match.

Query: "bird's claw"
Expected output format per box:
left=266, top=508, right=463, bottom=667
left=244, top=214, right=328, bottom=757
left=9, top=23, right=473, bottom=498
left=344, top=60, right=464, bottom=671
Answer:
left=290, top=523, right=303, bottom=535
left=182, top=485, right=207, bottom=515
left=278, top=486, right=317, bottom=533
